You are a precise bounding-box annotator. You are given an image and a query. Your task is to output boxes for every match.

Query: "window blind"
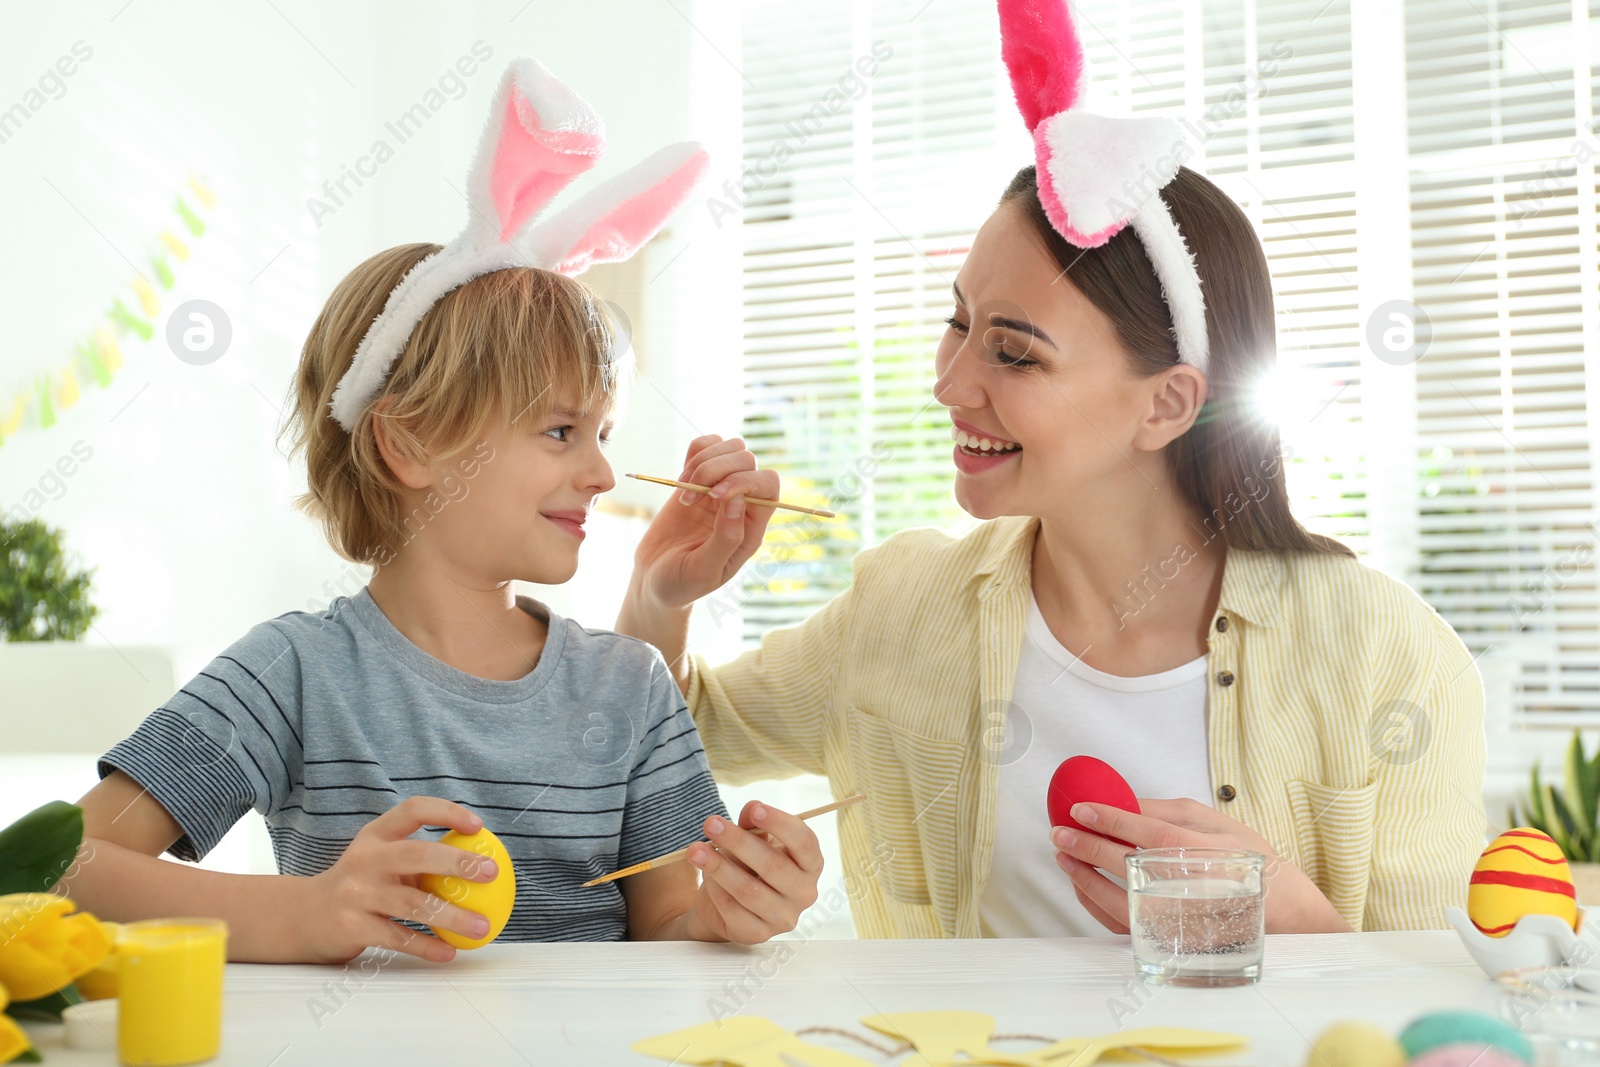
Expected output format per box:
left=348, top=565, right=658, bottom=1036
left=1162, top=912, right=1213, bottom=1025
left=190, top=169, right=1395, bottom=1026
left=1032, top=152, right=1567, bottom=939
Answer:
left=1405, top=0, right=1600, bottom=728
left=735, top=0, right=1600, bottom=739
left=737, top=0, right=1021, bottom=639
left=737, top=0, right=1369, bottom=638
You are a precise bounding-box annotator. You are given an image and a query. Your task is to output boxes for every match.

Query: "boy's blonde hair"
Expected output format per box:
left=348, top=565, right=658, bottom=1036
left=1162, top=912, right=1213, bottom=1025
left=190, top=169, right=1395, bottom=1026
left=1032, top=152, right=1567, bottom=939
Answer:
left=281, top=242, right=621, bottom=565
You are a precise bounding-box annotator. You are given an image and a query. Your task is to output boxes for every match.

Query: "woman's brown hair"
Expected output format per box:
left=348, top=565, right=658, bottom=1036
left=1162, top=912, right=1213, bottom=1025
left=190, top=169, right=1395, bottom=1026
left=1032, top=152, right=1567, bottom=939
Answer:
left=1001, top=165, right=1353, bottom=558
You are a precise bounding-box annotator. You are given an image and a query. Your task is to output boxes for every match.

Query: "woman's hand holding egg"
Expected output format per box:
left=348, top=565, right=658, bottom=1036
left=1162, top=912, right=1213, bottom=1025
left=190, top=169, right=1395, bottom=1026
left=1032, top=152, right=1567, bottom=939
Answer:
left=682, top=801, right=824, bottom=944
left=1051, top=798, right=1353, bottom=935
left=629, top=435, right=781, bottom=612
left=298, top=796, right=501, bottom=964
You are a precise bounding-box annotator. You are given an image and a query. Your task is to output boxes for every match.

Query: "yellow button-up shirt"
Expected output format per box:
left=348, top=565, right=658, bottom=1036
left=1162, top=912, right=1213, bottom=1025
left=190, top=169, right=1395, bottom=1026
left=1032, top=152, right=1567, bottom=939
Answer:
left=687, top=515, right=1486, bottom=938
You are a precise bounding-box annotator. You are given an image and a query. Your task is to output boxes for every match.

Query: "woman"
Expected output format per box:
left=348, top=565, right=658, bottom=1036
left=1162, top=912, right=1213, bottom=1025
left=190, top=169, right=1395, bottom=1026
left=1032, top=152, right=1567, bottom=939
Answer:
left=615, top=154, right=1485, bottom=940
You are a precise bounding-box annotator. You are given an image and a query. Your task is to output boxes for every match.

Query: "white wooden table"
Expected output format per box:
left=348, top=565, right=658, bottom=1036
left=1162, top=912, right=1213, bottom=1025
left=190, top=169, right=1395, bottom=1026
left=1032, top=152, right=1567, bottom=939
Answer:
left=22, top=932, right=1509, bottom=1065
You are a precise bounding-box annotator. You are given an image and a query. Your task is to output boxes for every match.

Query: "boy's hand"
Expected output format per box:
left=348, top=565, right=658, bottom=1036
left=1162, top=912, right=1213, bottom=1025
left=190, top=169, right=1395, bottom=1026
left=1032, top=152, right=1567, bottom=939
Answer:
left=683, top=801, right=823, bottom=944
left=629, top=435, right=781, bottom=612
left=298, top=796, right=499, bottom=963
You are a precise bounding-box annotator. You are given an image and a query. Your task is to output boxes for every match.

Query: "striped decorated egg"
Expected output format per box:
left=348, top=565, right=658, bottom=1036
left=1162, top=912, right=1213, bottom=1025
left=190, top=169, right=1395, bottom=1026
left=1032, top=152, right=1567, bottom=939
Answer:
left=1467, top=827, right=1578, bottom=937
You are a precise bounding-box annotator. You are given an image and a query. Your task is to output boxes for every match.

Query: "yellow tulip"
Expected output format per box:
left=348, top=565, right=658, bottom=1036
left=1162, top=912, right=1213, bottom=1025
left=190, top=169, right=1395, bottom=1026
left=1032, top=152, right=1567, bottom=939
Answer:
left=0, top=893, right=112, bottom=1002
left=73, top=920, right=122, bottom=1000
left=0, top=980, right=34, bottom=1062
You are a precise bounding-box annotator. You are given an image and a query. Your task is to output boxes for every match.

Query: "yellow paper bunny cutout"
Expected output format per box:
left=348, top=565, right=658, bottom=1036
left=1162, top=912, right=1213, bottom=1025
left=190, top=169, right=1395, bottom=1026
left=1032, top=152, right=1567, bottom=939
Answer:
left=631, top=1017, right=875, bottom=1067
left=632, top=1012, right=1248, bottom=1067
left=863, top=1013, right=1249, bottom=1067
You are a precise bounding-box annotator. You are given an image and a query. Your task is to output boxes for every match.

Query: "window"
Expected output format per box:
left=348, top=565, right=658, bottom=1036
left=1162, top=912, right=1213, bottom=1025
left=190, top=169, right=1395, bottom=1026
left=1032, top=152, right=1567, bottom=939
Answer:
left=1405, top=0, right=1600, bottom=729
left=736, top=0, right=1026, bottom=640
left=735, top=0, right=1600, bottom=743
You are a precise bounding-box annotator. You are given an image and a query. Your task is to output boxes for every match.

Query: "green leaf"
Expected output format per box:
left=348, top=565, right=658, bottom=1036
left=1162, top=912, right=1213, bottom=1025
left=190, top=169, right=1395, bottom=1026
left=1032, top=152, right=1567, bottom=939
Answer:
left=1565, top=730, right=1599, bottom=836
left=1546, top=785, right=1580, bottom=858
left=0, top=801, right=83, bottom=894
left=8, top=1048, right=43, bottom=1064
left=5, top=982, right=82, bottom=1022
left=1526, top=763, right=1550, bottom=833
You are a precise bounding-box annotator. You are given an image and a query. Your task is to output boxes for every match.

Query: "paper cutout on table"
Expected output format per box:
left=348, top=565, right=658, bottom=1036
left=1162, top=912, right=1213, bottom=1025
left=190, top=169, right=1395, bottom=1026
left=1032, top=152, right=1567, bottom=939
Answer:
left=862, top=1013, right=1249, bottom=1067
left=632, top=1012, right=1249, bottom=1067
left=631, top=1017, right=875, bottom=1067
left=860, top=1012, right=1034, bottom=1066
left=1030, top=1027, right=1249, bottom=1067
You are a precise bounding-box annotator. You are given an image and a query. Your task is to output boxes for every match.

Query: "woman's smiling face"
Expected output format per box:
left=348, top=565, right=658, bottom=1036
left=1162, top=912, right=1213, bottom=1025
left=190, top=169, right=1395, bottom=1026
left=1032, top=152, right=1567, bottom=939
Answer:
left=934, top=201, right=1197, bottom=521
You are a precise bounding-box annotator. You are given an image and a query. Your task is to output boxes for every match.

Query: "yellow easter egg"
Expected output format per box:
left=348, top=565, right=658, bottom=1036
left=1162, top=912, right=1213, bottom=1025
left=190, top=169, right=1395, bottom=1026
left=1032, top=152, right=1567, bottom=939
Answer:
left=1304, top=1021, right=1405, bottom=1067
left=1467, top=827, right=1577, bottom=937
left=417, top=827, right=516, bottom=949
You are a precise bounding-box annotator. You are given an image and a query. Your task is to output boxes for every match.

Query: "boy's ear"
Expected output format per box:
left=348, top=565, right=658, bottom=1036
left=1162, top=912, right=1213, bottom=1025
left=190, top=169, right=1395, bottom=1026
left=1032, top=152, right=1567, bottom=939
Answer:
left=1133, top=363, right=1208, bottom=452
left=370, top=398, right=435, bottom=490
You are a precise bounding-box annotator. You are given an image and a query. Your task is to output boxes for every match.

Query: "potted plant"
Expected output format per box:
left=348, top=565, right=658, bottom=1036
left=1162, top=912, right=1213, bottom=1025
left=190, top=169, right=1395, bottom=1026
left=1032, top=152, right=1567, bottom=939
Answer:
left=1510, top=728, right=1600, bottom=906
left=0, top=518, right=96, bottom=641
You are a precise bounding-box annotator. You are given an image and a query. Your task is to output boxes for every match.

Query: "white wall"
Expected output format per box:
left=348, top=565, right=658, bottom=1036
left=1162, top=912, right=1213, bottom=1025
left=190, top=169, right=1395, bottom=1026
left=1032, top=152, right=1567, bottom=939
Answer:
left=0, top=0, right=745, bottom=684
left=0, top=0, right=857, bottom=935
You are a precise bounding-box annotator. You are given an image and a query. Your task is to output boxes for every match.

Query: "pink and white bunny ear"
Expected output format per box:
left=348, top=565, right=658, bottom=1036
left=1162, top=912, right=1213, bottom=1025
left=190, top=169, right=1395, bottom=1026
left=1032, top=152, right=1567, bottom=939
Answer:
left=463, top=57, right=606, bottom=246
left=1033, top=109, right=1186, bottom=247
left=996, top=0, right=1209, bottom=374
left=328, top=57, right=711, bottom=432
left=999, top=0, right=1087, bottom=131
left=521, top=142, right=710, bottom=276
left=331, top=58, right=618, bottom=431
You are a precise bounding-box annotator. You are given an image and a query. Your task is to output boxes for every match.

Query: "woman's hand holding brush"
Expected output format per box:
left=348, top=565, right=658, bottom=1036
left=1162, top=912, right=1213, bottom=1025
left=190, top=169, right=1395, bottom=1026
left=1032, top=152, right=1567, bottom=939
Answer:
left=618, top=435, right=782, bottom=688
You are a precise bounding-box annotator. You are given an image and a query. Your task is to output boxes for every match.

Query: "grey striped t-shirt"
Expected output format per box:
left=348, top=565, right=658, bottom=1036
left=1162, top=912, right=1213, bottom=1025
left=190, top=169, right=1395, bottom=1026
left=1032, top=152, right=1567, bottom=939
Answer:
left=99, top=589, right=728, bottom=942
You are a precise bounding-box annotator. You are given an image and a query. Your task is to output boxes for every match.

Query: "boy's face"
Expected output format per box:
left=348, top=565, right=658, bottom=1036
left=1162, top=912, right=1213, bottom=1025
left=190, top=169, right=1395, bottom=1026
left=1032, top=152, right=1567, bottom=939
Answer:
left=403, top=394, right=616, bottom=586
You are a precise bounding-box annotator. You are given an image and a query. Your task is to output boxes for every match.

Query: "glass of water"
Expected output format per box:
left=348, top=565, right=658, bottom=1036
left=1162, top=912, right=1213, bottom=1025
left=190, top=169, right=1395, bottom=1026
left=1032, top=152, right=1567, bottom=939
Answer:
left=1497, top=965, right=1600, bottom=1065
left=1126, top=847, right=1266, bottom=987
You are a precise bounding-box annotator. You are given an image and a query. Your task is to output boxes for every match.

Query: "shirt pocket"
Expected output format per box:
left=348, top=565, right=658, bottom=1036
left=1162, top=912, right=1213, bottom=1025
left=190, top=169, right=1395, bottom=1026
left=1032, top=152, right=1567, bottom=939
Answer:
left=840, top=703, right=969, bottom=907
left=1284, top=777, right=1379, bottom=930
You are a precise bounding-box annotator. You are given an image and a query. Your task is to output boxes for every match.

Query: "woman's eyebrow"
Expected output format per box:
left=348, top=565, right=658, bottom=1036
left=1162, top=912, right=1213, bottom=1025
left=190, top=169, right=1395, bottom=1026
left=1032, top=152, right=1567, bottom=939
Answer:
left=951, top=282, right=1057, bottom=349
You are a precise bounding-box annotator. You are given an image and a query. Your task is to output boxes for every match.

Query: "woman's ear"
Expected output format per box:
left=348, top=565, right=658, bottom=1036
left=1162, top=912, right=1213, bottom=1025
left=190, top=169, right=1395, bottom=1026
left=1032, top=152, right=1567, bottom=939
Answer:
left=370, top=397, right=435, bottom=491
left=1133, top=364, right=1209, bottom=452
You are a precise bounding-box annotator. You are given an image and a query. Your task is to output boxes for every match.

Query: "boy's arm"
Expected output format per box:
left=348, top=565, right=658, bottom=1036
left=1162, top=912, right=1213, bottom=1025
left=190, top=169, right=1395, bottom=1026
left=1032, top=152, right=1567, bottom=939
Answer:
left=622, top=802, right=823, bottom=943
left=616, top=658, right=821, bottom=943
left=63, top=771, right=316, bottom=962
left=62, top=771, right=499, bottom=963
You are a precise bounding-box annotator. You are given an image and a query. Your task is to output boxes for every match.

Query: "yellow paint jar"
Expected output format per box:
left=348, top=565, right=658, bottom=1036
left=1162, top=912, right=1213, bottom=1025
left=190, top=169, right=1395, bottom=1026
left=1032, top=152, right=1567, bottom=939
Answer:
left=116, top=919, right=226, bottom=1066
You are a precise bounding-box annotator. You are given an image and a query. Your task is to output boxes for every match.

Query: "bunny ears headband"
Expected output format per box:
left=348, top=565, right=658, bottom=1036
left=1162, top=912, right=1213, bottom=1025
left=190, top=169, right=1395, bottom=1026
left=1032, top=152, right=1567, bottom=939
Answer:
left=999, top=0, right=1209, bottom=374
left=328, top=57, right=709, bottom=431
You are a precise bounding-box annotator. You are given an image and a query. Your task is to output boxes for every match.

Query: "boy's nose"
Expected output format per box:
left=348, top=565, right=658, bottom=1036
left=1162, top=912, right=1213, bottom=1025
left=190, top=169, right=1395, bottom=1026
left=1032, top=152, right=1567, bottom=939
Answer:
left=590, top=453, right=617, bottom=494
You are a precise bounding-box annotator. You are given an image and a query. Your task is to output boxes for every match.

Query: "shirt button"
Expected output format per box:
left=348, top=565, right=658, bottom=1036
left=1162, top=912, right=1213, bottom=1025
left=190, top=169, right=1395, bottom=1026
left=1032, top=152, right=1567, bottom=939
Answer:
left=1218, top=784, right=1238, bottom=802
left=1217, top=670, right=1235, bottom=687
left=1215, top=615, right=1229, bottom=632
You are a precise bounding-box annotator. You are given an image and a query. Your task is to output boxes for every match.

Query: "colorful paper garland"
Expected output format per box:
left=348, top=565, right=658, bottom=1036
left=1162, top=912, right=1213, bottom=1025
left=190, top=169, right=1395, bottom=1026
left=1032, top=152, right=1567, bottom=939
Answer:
left=0, top=175, right=216, bottom=445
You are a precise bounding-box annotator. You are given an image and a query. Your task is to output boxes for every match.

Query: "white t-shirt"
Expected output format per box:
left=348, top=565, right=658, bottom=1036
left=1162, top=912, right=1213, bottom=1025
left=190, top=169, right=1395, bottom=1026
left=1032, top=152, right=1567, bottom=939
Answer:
left=977, top=592, right=1214, bottom=937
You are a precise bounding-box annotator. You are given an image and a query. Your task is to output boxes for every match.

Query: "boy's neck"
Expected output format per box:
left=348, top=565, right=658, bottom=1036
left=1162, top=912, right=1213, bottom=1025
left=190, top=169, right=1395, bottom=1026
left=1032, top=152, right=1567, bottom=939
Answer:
left=365, top=562, right=548, bottom=682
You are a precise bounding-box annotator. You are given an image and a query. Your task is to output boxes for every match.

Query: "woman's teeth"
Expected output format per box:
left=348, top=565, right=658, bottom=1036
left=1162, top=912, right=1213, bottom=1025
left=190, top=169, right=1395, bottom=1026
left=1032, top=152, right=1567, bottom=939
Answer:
left=952, top=427, right=1021, bottom=455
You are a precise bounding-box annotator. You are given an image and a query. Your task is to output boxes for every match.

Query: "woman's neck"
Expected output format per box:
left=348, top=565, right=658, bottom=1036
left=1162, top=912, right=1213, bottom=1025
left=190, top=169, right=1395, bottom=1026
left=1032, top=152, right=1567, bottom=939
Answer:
left=366, top=554, right=547, bottom=682
left=1029, top=494, right=1226, bottom=676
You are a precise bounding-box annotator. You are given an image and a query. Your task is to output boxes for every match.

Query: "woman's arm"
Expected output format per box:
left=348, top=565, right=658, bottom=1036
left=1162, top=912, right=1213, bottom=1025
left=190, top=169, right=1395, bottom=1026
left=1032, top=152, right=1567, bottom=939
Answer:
left=1053, top=613, right=1486, bottom=935
left=1052, top=799, right=1353, bottom=934
left=1361, top=625, right=1486, bottom=930
left=616, top=580, right=694, bottom=694
left=617, top=434, right=781, bottom=694
left=617, top=434, right=854, bottom=784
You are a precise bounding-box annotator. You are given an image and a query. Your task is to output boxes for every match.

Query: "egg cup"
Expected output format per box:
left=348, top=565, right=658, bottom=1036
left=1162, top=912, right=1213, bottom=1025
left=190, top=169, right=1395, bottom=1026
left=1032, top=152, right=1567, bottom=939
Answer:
left=1447, top=905, right=1597, bottom=978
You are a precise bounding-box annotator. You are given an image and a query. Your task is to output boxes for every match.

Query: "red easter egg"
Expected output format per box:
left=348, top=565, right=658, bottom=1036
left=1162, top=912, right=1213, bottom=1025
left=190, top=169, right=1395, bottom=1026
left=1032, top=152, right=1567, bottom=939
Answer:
left=1047, top=755, right=1140, bottom=848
